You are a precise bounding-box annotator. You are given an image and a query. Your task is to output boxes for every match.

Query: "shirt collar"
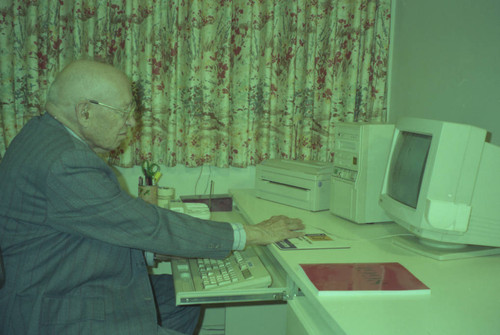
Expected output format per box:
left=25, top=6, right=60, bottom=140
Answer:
left=63, top=124, right=87, bottom=145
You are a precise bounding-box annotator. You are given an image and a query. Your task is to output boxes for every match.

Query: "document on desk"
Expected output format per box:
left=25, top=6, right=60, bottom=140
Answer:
left=275, top=231, right=350, bottom=251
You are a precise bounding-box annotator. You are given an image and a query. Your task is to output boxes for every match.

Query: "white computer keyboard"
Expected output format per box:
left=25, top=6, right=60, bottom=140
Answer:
left=172, top=247, right=272, bottom=291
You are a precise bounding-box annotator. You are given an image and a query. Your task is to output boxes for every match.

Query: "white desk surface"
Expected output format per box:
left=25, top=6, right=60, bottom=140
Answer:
left=230, top=189, right=500, bottom=335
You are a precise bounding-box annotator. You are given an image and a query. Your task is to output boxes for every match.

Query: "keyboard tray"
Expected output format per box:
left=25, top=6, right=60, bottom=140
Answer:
left=168, top=210, right=291, bottom=305
left=171, top=244, right=289, bottom=305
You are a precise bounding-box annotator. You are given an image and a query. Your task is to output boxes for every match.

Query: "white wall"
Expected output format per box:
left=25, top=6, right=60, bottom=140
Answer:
left=114, top=164, right=256, bottom=198
left=388, top=0, right=500, bottom=144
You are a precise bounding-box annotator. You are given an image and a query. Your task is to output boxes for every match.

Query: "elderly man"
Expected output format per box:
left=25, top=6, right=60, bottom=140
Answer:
left=0, top=60, right=304, bottom=335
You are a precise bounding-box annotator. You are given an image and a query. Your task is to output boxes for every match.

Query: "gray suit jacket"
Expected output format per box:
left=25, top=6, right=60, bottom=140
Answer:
left=0, top=114, right=235, bottom=334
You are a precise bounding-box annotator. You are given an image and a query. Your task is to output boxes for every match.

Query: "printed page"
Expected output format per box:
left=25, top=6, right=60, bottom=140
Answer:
left=275, top=228, right=350, bottom=250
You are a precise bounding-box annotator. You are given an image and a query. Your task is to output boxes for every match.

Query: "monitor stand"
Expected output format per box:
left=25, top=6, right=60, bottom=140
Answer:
left=393, top=235, right=500, bottom=260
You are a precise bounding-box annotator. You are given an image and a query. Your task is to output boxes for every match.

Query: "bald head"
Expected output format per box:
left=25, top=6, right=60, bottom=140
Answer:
left=45, top=60, right=136, bottom=153
left=46, top=60, right=131, bottom=124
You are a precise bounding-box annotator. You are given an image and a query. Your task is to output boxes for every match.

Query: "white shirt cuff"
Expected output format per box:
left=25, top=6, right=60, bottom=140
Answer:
left=230, top=222, right=246, bottom=250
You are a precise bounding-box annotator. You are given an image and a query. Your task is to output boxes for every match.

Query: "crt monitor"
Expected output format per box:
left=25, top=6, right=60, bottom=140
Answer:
left=379, top=117, right=500, bottom=260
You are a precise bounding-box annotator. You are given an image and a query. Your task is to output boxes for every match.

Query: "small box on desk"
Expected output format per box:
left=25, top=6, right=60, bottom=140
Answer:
left=180, top=194, right=233, bottom=212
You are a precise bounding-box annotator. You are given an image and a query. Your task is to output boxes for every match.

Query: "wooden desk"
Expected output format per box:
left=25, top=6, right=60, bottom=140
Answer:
left=231, top=189, right=500, bottom=335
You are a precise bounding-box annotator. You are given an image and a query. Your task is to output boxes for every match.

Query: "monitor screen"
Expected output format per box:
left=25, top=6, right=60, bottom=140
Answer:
left=387, top=132, right=432, bottom=208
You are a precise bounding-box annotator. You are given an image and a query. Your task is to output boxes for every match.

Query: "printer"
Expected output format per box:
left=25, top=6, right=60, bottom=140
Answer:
left=255, top=159, right=334, bottom=211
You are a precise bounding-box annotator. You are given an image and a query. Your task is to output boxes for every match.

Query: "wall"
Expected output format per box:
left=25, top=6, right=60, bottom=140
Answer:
left=114, top=164, right=256, bottom=198
left=388, top=0, right=500, bottom=144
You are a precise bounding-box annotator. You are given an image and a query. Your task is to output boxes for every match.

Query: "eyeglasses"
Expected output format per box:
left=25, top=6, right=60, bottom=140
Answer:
left=87, top=99, right=136, bottom=119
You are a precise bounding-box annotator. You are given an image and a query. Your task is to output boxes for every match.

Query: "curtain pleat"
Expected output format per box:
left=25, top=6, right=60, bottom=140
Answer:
left=0, top=0, right=391, bottom=167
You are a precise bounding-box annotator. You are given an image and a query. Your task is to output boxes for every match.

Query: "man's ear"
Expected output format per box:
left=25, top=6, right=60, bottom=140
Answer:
left=75, top=101, right=91, bottom=127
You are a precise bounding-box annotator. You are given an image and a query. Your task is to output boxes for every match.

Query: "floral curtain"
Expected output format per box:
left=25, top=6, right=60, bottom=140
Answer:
left=0, top=0, right=391, bottom=167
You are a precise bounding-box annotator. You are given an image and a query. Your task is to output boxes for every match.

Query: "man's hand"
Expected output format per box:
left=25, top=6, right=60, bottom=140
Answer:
left=244, top=215, right=305, bottom=246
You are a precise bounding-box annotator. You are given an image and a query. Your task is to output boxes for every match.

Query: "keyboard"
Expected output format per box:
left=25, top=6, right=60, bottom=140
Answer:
left=172, top=247, right=272, bottom=291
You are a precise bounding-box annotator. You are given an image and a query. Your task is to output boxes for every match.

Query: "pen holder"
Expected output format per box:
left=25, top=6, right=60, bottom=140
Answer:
left=157, top=187, right=175, bottom=209
left=138, top=185, right=158, bottom=205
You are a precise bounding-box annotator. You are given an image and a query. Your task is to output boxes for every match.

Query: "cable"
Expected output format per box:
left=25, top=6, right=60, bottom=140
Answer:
left=194, top=165, right=204, bottom=195
left=202, top=165, right=212, bottom=194
left=194, top=164, right=213, bottom=195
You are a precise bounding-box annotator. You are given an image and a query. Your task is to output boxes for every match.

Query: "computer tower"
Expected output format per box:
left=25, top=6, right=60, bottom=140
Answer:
left=330, top=123, right=394, bottom=223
